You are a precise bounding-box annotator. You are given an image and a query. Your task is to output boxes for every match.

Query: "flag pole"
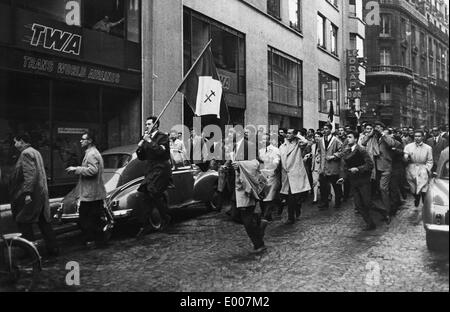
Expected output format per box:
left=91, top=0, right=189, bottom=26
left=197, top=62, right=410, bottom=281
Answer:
left=151, top=39, right=213, bottom=131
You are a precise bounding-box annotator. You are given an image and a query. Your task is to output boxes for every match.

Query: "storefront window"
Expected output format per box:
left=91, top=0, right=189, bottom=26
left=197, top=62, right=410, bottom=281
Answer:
left=0, top=71, right=50, bottom=204
left=268, top=48, right=303, bottom=107
left=0, top=70, right=140, bottom=202
left=319, top=70, right=339, bottom=114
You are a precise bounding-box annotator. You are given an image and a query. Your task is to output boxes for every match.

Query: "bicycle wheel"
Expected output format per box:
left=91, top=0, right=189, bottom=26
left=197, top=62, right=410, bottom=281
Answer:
left=0, top=238, right=41, bottom=291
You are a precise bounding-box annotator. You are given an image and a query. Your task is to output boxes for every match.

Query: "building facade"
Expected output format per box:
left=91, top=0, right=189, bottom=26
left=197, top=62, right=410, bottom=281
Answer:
left=0, top=0, right=142, bottom=203
left=147, top=0, right=366, bottom=131
left=362, top=0, right=449, bottom=128
left=0, top=0, right=365, bottom=204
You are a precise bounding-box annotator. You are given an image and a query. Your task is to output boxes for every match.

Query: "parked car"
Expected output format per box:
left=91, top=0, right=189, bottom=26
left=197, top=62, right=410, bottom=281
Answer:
left=55, top=144, right=219, bottom=231
left=423, top=147, right=449, bottom=251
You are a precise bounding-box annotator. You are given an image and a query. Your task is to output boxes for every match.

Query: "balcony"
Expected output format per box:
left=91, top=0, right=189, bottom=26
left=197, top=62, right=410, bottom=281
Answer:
left=429, top=76, right=450, bottom=90
left=427, top=22, right=449, bottom=45
left=366, top=65, right=414, bottom=80
left=413, top=73, right=428, bottom=85
left=379, top=0, right=428, bottom=25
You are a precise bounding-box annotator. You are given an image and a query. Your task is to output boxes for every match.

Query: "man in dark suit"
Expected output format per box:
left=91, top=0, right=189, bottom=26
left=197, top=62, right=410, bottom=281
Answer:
left=362, top=121, right=396, bottom=221
left=135, top=116, right=172, bottom=237
left=338, top=130, right=376, bottom=230
left=427, top=126, right=449, bottom=172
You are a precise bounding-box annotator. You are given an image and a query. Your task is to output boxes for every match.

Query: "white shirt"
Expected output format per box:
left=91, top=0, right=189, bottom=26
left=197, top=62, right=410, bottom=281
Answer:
left=351, top=144, right=357, bottom=152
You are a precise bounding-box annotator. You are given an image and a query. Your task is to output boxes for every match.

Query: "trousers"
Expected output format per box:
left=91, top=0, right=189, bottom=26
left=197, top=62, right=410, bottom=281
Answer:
left=17, top=209, right=58, bottom=252
left=351, top=182, right=375, bottom=227
left=79, top=200, right=105, bottom=244
left=319, top=174, right=342, bottom=207
left=239, top=206, right=265, bottom=250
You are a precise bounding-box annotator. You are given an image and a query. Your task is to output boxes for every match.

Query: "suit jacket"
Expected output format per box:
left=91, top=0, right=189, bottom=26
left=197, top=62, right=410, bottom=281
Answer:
left=341, top=145, right=374, bottom=185
left=427, top=135, right=448, bottom=167
left=363, top=133, right=396, bottom=172
left=279, top=138, right=311, bottom=195
left=75, top=146, right=107, bottom=202
left=317, top=135, right=343, bottom=176
left=137, top=130, right=172, bottom=196
left=10, top=146, right=51, bottom=223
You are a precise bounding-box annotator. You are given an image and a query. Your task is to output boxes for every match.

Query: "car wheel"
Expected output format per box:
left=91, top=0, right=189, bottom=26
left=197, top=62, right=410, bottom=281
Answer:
left=426, top=230, right=446, bottom=251
left=148, top=206, right=162, bottom=231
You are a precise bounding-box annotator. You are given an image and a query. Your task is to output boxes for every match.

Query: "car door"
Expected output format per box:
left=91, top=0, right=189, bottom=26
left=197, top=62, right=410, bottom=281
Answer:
left=168, top=154, right=195, bottom=207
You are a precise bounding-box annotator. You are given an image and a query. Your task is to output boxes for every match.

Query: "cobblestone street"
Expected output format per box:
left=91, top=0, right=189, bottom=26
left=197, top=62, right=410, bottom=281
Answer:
left=2, top=195, right=449, bottom=292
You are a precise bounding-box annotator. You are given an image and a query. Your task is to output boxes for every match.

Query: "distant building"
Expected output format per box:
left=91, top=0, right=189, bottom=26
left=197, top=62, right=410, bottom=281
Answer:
left=146, top=0, right=366, bottom=131
left=362, top=0, right=449, bottom=128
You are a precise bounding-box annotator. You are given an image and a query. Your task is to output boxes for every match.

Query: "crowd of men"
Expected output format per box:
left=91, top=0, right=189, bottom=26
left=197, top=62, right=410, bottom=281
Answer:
left=194, top=122, right=449, bottom=253
left=6, top=117, right=449, bottom=257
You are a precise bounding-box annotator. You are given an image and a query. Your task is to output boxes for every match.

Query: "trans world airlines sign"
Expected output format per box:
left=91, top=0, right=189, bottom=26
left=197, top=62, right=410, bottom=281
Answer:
left=30, top=23, right=81, bottom=56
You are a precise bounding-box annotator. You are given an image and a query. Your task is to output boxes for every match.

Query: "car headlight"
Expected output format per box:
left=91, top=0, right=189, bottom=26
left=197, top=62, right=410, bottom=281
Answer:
left=431, top=204, right=448, bottom=225
left=110, top=200, right=120, bottom=210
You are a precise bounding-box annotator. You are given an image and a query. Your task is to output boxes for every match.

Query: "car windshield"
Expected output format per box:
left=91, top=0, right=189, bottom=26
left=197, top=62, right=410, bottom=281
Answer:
left=439, top=160, right=449, bottom=180
left=103, top=154, right=132, bottom=169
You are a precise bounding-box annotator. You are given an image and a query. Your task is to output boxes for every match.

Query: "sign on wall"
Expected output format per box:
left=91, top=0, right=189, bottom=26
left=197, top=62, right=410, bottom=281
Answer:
left=347, top=49, right=361, bottom=100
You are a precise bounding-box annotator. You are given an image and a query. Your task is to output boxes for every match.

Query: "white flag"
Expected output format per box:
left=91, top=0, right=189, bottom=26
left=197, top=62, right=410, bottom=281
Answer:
left=195, top=76, right=223, bottom=118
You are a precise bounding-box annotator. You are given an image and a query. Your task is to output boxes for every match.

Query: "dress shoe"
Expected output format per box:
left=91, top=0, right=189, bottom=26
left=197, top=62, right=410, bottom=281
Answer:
left=319, top=205, right=329, bottom=211
left=334, top=203, right=341, bottom=210
left=284, top=219, right=295, bottom=225
left=312, top=200, right=318, bottom=205
left=363, top=224, right=376, bottom=231
left=161, top=215, right=172, bottom=230
left=381, top=215, right=392, bottom=225
left=251, top=245, right=267, bottom=254
left=85, top=241, right=96, bottom=249
left=135, top=226, right=152, bottom=239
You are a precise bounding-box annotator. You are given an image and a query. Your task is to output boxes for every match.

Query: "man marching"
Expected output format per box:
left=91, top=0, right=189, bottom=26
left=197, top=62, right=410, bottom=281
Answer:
left=135, top=116, right=173, bottom=237
left=279, top=129, right=311, bottom=225
left=338, top=131, right=376, bottom=231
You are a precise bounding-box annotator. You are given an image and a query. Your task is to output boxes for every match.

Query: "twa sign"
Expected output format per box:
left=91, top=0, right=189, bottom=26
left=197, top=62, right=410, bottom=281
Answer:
left=30, top=23, right=82, bottom=56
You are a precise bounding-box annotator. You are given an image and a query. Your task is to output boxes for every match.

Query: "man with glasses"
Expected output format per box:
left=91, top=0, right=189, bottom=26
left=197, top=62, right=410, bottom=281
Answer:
left=66, top=131, right=107, bottom=248
left=135, top=116, right=172, bottom=237
left=426, top=126, right=448, bottom=172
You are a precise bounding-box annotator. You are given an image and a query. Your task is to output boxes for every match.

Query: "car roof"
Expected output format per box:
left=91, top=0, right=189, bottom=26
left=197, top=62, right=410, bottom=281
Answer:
left=101, top=144, right=137, bottom=156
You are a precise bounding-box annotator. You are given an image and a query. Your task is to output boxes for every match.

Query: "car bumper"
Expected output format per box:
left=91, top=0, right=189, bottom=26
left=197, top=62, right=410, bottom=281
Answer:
left=60, top=209, right=133, bottom=222
left=425, top=224, right=449, bottom=233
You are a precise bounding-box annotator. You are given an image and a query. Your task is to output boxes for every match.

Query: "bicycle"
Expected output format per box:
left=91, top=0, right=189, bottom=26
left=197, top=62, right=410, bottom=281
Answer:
left=0, top=233, right=42, bottom=291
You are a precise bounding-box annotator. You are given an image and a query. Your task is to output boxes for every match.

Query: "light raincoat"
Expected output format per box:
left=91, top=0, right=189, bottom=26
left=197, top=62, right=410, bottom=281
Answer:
left=404, top=142, right=433, bottom=194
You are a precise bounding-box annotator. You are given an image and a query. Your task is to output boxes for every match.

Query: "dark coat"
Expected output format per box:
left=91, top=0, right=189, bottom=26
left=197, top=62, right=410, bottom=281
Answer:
left=426, top=135, right=449, bottom=168
left=136, top=131, right=172, bottom=197
left=10, top=146, right=50, bottom=223
left=341, top=145, right=374, bottom=185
